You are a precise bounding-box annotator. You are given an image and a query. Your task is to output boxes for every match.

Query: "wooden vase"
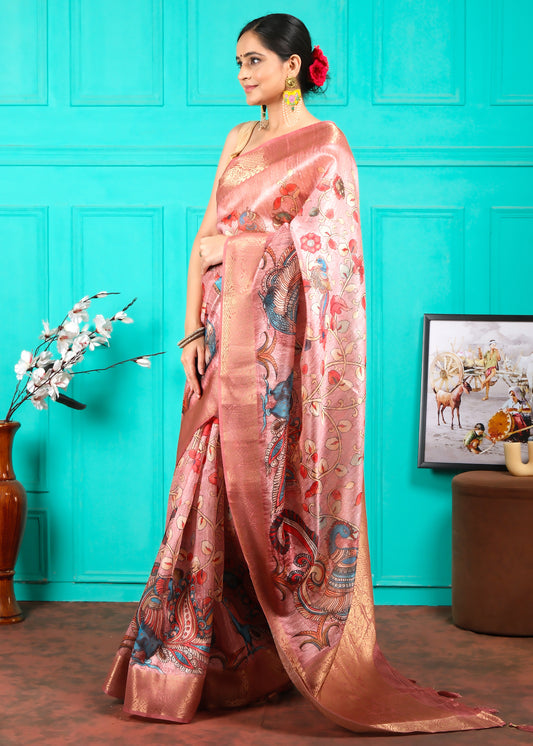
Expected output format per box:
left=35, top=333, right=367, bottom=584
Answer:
left=0, top=421, right=27, bottom=624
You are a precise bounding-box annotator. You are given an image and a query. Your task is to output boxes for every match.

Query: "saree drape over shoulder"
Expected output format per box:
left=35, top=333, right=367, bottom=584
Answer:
left=104, top=121, right=503, bottom=733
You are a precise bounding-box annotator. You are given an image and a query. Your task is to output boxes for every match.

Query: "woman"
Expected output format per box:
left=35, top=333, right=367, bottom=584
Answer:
left=104, top=14, right=503, bottom=733
left=503, top=387, right=532, bottom=442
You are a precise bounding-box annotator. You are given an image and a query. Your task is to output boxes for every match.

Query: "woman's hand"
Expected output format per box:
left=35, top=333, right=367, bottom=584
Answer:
left=181, top=337, right=205, bottom=397
left=198, top=234, right=226, bottom=274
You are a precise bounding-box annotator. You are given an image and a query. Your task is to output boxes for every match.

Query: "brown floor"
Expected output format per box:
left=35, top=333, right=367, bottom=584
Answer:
left=0, top=603, right=531, bottom=746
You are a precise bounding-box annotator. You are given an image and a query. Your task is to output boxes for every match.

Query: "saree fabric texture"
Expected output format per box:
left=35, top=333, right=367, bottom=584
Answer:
left=104, top=121, right=503, bottom=733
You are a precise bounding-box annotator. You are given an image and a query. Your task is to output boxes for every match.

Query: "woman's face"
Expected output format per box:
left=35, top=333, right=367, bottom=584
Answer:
left=236, top=31, right=294, bottom=106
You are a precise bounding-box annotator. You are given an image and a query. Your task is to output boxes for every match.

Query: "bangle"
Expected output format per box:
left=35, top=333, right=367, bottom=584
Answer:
left=177, top=326, right=205, bottom=349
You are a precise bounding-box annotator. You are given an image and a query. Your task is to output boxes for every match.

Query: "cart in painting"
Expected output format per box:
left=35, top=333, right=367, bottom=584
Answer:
left=429, top=351, right=530, bottom=395
left=429, top=351, right=532, bottom=443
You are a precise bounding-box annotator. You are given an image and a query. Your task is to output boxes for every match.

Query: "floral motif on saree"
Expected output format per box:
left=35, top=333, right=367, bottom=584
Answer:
left=104, top=122, right=504, bottom=733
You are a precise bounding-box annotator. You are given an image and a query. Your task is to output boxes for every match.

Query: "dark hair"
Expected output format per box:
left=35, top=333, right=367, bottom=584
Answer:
left=238, top=14, right=325, bottom=95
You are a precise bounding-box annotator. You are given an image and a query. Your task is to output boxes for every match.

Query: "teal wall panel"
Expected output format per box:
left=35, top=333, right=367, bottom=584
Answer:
left=70, top=0, right=163, bottom=105
left=369, top=206, right=464, bottom=588
left=71, top=207, right=164, bottom=582
left=491, top=0, right=533, bottom=104
left=16, top=510, right=49, bottom=582
left=0, top=0, right=48, bottom=105
left=0, top=208, right=49, bottom=493
left=0, top=0, right=530, bottom=604
left=490, top=208, right=533, bottom=315
left=373, top=0, right=465, bottom=104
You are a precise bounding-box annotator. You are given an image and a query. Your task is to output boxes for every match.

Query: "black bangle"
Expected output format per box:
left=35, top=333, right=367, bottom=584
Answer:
left=177, top=326, right=205, bottom=349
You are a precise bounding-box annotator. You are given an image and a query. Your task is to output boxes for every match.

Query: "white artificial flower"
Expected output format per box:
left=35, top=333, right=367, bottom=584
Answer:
left=135, top=357, right=151, bottom=368
left=48, top=385, right=59, bottom=401
left=30, top=391, right=49, bottom=410
left=48, top=369, right=72, bottom=399
left=39, top=320, right=57, bottom=340
left=31, top=366, right=48, bottom=384
left=72, top=333, right=90, bottom=352
left=56, top=334, right=70, bottom=356
left=68, top=297, right=91, bottom=323
left=36, top=351, right=53, bottom=368
left=26, top=366, right=48, bottom=394
left=95, top=291, right=110, bottom=298
left=14, top=350, right=33, bottom=380
left=63, top=319, right=80, bottom=335
left=53, top=370, right=72, bottom=389
left=113, top=310, right=133, bottom=324
left=56, top=321, right=79, bottom=356
left=72, top=332, right=106, bottom=352
left=62, top=349, right=81, bottom=368
left=93, top=314, right=113, bottom=341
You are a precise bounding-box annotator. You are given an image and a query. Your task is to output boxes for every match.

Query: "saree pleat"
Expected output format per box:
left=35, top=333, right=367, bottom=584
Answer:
left=104, top=121, right=504, bottom=732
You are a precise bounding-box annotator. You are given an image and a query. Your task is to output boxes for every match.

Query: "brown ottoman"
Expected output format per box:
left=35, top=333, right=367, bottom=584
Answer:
left=452, top=470, right=533, bottom=636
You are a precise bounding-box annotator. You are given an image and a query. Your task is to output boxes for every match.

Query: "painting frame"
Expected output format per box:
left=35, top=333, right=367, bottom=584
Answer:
left=418, top=314, right=533, bottom=470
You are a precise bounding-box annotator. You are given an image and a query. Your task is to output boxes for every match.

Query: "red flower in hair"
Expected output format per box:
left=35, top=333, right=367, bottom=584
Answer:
left=309, top=45, right=329, bottom=87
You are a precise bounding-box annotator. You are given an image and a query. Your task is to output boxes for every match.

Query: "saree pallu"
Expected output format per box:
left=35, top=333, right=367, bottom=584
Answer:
left=104, top=121, right=504, bottom=733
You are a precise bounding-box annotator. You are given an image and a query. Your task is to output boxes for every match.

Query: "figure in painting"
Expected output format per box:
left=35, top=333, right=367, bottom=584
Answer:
left=502, top=387, right=532, bottom=442
left=478, top=340, right=501, bottom=401
left=463, top=423, right=486, bottom=454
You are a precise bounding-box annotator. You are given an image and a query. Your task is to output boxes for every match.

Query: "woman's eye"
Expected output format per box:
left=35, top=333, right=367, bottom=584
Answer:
left=236, top=56, right=261, bottom=69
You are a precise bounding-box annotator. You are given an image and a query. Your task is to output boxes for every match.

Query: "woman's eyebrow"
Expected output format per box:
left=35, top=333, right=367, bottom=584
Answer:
left=236, top=51, right=264, bottom=60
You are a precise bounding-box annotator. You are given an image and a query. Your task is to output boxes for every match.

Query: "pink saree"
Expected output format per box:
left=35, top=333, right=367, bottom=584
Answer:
left=104, top=121, right=504, bottom=733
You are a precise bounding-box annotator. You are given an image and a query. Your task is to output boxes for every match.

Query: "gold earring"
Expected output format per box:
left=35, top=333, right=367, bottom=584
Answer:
left=259, top=104, right=268, bottom=129
left=282, top=77, right=302, bottom=126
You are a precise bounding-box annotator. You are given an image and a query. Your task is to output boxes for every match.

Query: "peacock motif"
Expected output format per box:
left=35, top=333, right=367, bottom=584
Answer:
left=294, top=520, right=359, bottom=621
left=259, top=246, right=300, bottom=335
left=131, top=567, right=212, bottom=674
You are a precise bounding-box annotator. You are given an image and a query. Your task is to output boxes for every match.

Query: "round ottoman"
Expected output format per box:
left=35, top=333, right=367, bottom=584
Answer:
left=452, top=470, right=533, bottom=636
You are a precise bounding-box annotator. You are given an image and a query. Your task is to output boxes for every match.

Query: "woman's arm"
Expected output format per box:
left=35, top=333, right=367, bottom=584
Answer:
left=181, top=123, right=243, bottom=396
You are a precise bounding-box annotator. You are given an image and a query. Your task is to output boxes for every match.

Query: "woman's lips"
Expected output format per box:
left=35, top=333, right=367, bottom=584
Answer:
left=243, top=85, right=257, bottom=93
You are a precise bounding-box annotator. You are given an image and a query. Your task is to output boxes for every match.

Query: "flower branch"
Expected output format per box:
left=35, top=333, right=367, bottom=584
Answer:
left=4, top=293, right=165, bottom=422
left=73, top=351, right=165, bottom=375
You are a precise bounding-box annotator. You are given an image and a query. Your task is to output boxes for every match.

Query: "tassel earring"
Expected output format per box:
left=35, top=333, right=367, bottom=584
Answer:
left=259, top=104, right=268, bottom=129
left=282, top=77, right=302, bottom=126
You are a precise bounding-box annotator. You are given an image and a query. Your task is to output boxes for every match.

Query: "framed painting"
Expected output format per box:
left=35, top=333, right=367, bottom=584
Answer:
left=418, top=314, right=533, bottom=469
